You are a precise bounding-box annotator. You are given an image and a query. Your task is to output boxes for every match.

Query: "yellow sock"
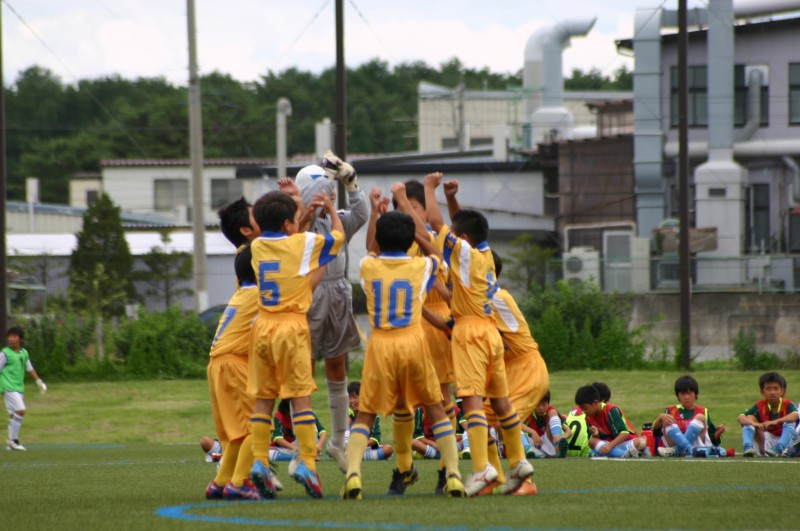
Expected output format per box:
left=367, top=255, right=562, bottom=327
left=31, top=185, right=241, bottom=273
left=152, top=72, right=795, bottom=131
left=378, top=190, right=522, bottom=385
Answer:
left=213, top=440, right=238, bottom=486
left=250, top=413, right=272, bottom=466
left=439, top=403, right=457, bottom=470
left=465, top=410, right=489, bottom=472
left=499, top=409, right=524, bottom=468
left=487, top=437, right=506, bottom=483
left=431, top=419, right=460, bottom=479
left=392, top=410, right=414, bottom=473
left=346, top=423, right=370, bottom=477
left=292, top=409, right=318, bottom=472
left=232, top=434, right=254, bottom=487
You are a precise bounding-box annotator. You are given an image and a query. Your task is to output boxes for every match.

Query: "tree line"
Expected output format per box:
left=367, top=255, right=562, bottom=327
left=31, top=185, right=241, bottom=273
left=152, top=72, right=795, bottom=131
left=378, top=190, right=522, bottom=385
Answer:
left=6, top=60, right=631, bottom=204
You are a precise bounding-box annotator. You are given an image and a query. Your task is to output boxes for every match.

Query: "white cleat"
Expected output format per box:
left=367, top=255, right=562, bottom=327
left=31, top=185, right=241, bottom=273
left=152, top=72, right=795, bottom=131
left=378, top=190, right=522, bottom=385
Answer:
left=464, top=463, right=499, bottom=497
left=500, top=459, right=534, bottom=494
left=6, top=439, right=26, bottom=451
left=658, top=447, right=677, bottom=458
left=326, top=443, right=348, bottom=474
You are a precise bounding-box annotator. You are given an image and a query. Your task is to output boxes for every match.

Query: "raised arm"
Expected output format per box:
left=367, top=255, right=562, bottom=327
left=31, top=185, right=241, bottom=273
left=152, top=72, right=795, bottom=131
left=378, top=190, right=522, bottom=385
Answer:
left=365, top=187, right=384, bottom=254
left=392, top=182, right=430, bottom=243
left=443, top=179, right=461, bottom=219
left=423, top=172, right=444, bottom=233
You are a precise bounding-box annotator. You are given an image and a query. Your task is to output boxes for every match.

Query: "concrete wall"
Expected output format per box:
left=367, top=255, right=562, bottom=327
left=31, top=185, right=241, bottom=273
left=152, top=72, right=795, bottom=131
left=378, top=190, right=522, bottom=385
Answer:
left=630, top=292, right=800, bottom=359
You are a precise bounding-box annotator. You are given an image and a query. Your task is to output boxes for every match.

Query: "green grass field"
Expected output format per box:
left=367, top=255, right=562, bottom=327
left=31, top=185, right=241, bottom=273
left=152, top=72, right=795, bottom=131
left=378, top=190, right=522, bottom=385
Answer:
left=2, top=369, right=799, bottom=530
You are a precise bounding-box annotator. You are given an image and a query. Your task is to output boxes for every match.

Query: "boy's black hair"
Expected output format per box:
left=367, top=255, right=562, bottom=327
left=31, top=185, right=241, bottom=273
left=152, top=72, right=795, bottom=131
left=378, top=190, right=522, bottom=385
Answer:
left=592, top=382, right=611, bottom=402
left=347, top=381, right=361, bottom=396
left=540, top=390, right=551, bottom=403
left=253, top=191, right=297, bottom=233
left=491, top=250, right=503, bottom=279
left=217, top=197, right=253, bottom=247
left=392, top=179, right=426, bottom=210
left=674, top=375, right=699, bottom=396
left=234, top=244, right=256, bottom=285
left=759, top=371, right=787, bottom=390
left=452, top=209, right=489, bottom=244
left=7, top=326, right=24, bottom=340
left=575, top=384, right=600, bottom=406
left=376, top=211, right=415, bottom=253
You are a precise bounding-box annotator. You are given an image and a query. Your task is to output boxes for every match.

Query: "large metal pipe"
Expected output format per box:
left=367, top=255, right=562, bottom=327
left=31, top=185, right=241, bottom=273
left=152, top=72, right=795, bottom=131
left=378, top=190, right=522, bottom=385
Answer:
left=276, top=98, right=292, bottom=180
left=735, top=69, right=763, bottom=142
left=523, top=18, right=596, bottom=115
left=734, top=0, right=800, bottom=18
left=708, top=0, right=735, bottom=153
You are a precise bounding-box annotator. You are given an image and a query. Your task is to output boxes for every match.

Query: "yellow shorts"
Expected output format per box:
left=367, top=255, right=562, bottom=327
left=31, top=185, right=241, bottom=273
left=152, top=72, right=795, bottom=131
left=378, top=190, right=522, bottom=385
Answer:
left=485, top=352, right=549, bottom=425
left=208, top=353, right=254, bottom=442
left=359, top=325, right=443, bottom=417
left=248, top=313, right=317, bottom=399
left=452, top=316, right=507, bottom=399
left=422, top=302, right=454, bottom=384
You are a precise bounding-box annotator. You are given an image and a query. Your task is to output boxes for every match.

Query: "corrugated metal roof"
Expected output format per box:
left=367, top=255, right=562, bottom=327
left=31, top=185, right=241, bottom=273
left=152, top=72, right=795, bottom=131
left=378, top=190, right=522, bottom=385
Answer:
left=101, top=158, right=275, bottom=168
left=7, top=231, right=237, bottom=257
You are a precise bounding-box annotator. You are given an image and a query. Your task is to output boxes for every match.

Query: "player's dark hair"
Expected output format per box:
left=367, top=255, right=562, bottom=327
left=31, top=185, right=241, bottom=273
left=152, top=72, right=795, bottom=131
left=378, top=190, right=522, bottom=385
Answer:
left=6, top=326, right=24, bottom=340
left=491, top=250, right=503, bottom=278
left=253, top=191, right=297, bottom=233
left=540, top=390, right=551, bottom=404
left=392, top=179, right=426, bottom=210
left=347, top=381, right=361, bottom=396
left=592, top=382, right=611, bottom=402
left=376, top=211, right=415, bottom=253
left=234, top=244, right=256, bottom=285
left=452, top=209, right=489, bottom=244
left=674, top=375, right=699, bottom=396
left=217, top=197, right=253, bottom=247
left=575, top=385, right=600, bottom=406
left=759, top=371, right=787, bottom=390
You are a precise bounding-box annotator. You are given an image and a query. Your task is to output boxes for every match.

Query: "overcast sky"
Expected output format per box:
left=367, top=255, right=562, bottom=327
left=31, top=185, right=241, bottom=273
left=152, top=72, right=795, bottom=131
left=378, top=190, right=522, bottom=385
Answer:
left=4, top=1, right=710, bottom=87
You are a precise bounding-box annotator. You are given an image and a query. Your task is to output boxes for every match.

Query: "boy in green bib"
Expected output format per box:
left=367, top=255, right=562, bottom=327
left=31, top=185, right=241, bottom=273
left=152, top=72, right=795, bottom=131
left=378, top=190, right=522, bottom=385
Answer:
left=1, top=326, right=47, bottom=451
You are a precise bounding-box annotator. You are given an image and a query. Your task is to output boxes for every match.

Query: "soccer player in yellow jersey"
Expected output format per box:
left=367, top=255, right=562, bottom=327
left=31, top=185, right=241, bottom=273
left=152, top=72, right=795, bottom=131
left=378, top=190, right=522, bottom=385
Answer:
left=391, top=179, right=458, bottom=495
left=487, top=250, right=551, bottom=495
left=342, top=189, right=464, bottom=500
left=248, top=190, right=344, bottom=499
left=424, top=172, right=534, bottom=496
left=205, top=198, right=263, bottom=500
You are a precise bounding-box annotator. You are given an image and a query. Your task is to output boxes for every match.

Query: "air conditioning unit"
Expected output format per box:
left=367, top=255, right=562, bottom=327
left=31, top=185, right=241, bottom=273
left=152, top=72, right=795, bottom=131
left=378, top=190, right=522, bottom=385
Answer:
left=563, top=246, right=600, bottom=284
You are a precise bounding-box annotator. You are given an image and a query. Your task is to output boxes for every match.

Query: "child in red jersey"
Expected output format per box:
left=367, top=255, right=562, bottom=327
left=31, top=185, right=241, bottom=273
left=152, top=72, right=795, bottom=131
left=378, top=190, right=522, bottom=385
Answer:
left=522, top=391, right=571, bottom=458
left=653, top=375, right=726, bottom=457
left=575, top=384, right=647, bottom=458
left=738, top=372, right=798, bottom=457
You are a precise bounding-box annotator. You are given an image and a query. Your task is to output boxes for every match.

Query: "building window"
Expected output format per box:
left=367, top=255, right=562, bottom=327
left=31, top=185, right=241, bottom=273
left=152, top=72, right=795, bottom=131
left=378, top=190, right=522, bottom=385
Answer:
left=790, top=211, right=800, bottom=252
left=790, top=64, right=800, bottom=125
left=670, top=66, right=707, bottom=128
left=734, top=65, right=769, bottom=127
left=745, top=183, right=770, bottom=253
left=86, top=190, right=98, bottom=205
left=154, top=179, right=189, bottom=212
left=211, top=179, right=244, bottom=209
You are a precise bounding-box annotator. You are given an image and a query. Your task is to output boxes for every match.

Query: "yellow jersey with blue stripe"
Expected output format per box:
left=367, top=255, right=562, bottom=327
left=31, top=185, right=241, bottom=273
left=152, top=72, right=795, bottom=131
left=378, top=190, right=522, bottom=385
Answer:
left=250, top=230, right=344, bottom=314
left=408, top=229, right=450, bottom=306
left=435, top=225, right=497, bottom=318
left=359, top=252, right=439, bottom=330
left=209, top=282, right=258, bottom=358
left=491, top=287, right=540, bottom=362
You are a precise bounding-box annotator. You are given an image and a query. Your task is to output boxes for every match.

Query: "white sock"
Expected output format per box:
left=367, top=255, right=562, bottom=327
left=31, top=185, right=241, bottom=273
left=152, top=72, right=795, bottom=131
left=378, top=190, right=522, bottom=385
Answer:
left=327, top=379, right=349, bottom=448
left=9, top=414, right=23, bottom=441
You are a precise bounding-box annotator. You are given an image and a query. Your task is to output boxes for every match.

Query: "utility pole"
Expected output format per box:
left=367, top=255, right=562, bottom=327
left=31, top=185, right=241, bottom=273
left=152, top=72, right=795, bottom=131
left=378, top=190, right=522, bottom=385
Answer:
left=276, top=98, right=292, bottom=180
left=187, top=0, right=208, bottom=310
left=334, top=0, right=347, bottom=209
left=0, top=6, right=8, bottom=332
left=678, top=0, right=691, bottom=370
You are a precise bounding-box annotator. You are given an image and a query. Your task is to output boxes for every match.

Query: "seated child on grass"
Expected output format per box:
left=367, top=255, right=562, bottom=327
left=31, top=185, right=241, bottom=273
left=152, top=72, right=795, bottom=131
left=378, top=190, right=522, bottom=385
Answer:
left=522, top=391, right=571, bottom=458
left=575, top=384, right=647, bottom=458
left=738, top=372, right=798, bottom=457
left=653, top=375, right=727, bottom=457
left=271, top=399, right=328, bottom=462
left=347, top=381, right=393, bottom=461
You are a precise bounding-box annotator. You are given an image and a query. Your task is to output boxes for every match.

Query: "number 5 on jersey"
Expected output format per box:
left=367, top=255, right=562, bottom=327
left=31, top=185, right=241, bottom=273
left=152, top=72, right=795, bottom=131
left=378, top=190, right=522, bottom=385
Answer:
left=259, top=261, right=281, bottom=306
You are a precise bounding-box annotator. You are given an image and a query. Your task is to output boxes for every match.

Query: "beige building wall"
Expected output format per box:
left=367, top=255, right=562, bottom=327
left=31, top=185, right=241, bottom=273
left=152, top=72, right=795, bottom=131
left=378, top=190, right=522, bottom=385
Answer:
left=69, top=178, right=103, bottom=208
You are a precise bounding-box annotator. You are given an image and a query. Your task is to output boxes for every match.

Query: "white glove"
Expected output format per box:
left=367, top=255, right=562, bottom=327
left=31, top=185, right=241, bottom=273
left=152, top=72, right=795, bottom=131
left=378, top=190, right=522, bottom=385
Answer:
left=36, top=379, right=47, bottom=394
left=339, top=162, right=358, bottom=192
left=321, top=150, right=343, bottom=181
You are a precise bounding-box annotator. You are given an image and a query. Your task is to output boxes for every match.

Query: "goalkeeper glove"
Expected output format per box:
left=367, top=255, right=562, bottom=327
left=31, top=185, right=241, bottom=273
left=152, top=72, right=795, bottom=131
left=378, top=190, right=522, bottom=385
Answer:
left=321, top=150, right=343, bottom=181
left=36, top=379, right=47, bottom=394
left=338, top=162, right=359, bottom=192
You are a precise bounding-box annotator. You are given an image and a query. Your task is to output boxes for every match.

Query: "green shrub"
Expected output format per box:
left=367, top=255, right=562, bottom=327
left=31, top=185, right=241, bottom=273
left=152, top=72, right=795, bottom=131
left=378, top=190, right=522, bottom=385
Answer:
left=521, top=280, right=646, bottom=370
left=113, top=306, right=210, bottom=379
left=732, top=328, right=778, bottom=370
left=19, top=314, right=95, bottom=380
